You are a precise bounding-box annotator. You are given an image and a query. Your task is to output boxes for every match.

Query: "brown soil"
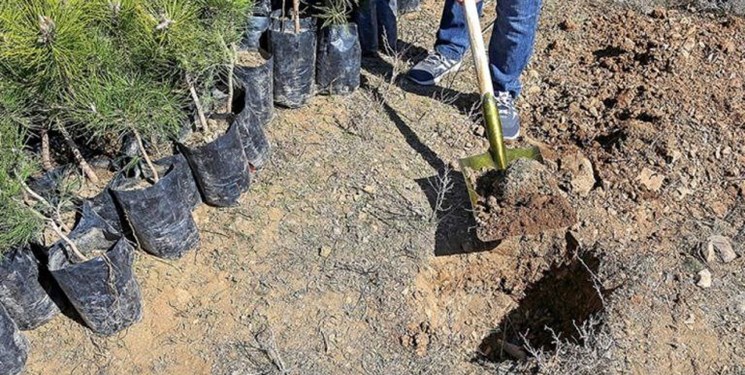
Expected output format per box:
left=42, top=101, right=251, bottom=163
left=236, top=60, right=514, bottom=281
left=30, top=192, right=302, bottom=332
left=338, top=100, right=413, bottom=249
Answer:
left=182, top=115, right=230, bottom=146
left=24, top=1, right=745, bottom=374
left=236, top=50, right=268, bottom=68
left=467, top=158, right=576, bottom=240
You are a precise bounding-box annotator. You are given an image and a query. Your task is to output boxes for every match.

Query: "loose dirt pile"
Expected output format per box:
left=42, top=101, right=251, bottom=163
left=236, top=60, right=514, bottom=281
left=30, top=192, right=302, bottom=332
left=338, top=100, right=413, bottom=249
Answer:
left=468, top=158, right=576, bottom=240
left=236, top=50, right=268, bottom=68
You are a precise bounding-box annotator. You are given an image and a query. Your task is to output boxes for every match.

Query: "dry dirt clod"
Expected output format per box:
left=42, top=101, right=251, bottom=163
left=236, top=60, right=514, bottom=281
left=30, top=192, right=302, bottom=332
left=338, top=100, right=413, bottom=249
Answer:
left=637, top=167, right=665, bottom=192
left=559, top=19, right=578, bottom=31
left=470, top=158, right=577, bottom=240
left=413, top=332, right=429, bottom=356
left=560, top=151, right=595, bottom=196
left=650, top=7, right=667, bottom=19
left=704, top=235, right=738, bottom=263
left=697, top=269, right=712, bottom=289
left=319, top=246, right=332, bottom=258
left=235, top=50, right=267, bottom=68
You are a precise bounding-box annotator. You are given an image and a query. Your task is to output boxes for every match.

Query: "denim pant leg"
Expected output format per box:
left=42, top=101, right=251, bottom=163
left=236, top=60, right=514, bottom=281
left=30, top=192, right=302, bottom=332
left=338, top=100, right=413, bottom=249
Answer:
left=488, top=0, right=542, bottom=98
left=355, top=0, right=378, bottom=55
left=434, top=0, right=483, bottom=61
left=377, top=0, right=398, bottom=53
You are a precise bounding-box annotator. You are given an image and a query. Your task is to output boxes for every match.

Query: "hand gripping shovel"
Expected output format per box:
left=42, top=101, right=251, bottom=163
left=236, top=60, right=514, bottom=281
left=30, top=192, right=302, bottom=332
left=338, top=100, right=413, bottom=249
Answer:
left=459, top=0, right=574, bottom=241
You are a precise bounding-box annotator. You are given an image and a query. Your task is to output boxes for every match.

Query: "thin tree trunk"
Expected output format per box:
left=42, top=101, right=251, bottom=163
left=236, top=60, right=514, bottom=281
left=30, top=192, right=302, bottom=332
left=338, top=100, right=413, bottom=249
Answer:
left=187, top=74, right=208, bottom=130
left=21, top=182, right=71, bottom=233
left=40, top=127, right=53, bottom=171
left=132, top=128, right=159, bottom=183
left=27, top=207, right=85, bottom=261
left=49, top=219, right=86, bottom=262
left=227, top=43, right=236, bottom=114
left=56, top=122, right=99, bottom=184
left=293, top=0, right=300, bottom=33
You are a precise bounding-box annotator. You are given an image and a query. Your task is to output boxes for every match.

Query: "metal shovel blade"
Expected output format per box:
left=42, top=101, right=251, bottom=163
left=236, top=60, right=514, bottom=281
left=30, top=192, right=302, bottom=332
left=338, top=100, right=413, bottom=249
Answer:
left=459, top=147, right=543, bottom=214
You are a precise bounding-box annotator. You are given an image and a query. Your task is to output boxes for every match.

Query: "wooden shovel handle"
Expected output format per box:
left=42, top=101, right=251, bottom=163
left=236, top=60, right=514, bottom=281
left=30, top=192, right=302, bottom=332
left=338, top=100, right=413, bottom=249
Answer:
left=462, top=0, right=508, bottom=169
left=462, top=0, right=493, bottom=96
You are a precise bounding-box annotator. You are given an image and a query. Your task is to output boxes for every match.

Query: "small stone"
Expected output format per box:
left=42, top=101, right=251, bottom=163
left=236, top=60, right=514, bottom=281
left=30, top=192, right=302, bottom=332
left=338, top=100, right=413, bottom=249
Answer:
left=559, top=19, right=578, bottom=31
left=683, top=314, right=695, bottom=325
left=650, top=7, right=667, bottom=19
left=561, top=152, right=595, bottom=196
left=706, top=235, right=738, bottom=263
left=696, top=269, right=712, bottom=289
left=637, top=168, right=665, bottom=192
left=721, top=40, right=736, bottom=54
left=319, top=246, right=332, bottom=258
left=400, top=335, right=412, bottom=348
left=414, top=332, right=429, bottom=356
left=616, top=89, right=635, bottom=108
left=362, top=185, right=376, bottom=194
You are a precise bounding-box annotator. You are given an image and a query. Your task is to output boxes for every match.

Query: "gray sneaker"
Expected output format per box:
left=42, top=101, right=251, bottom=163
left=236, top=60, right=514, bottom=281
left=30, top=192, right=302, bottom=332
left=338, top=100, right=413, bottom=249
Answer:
left=495, top=91, right=520, bottom=141
left=408, top=52, right=462, bottom=86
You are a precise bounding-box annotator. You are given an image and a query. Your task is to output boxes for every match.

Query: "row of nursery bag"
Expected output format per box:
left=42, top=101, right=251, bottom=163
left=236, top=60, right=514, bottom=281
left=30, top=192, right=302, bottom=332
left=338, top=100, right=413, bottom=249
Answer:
left=244, top=9, right=362, bottom=109
left=0, top=67, right=271, bottom=375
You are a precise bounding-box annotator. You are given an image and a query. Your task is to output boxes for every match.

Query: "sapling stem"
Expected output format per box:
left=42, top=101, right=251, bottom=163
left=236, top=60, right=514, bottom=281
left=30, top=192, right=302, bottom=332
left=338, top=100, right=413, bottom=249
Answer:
left=227, top=42, right=236, bottom=114
left=49, top=219, right=86, bottom=262
left=187, top=74, right=208, bottom=131
left=40, top=127, right=53, bottom=171
left=132, top=128, right=159, bottom=183
left=56, top=121, right=99, bottom=184
left=26, top=206, right=85, bottom=262
left=293, top=0, right=301, bottom=33
left=21, top=181, right=71, bottom=233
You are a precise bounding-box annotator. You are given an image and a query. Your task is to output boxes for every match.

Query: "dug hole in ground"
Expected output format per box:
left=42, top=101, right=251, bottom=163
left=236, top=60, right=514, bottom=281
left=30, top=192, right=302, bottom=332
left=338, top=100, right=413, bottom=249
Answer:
left=24, top=0, right=745, bottom=373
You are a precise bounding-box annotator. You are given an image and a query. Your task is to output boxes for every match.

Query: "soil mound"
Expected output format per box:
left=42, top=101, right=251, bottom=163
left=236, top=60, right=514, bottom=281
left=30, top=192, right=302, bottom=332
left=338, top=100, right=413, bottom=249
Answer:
left=472, top=159, right=576, bottom=240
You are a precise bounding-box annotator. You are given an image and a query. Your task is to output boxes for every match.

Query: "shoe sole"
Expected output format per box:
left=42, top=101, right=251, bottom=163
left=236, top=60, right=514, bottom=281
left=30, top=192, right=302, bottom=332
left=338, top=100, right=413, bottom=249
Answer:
left=408, top=62, right=463, bottom=86
left=503, top=130, right=520, bottom=141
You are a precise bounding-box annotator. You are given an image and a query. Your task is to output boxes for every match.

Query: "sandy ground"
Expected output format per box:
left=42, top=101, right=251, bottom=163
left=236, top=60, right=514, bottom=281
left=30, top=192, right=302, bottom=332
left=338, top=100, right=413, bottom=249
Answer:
left=23, top=0, right=745, bottom=374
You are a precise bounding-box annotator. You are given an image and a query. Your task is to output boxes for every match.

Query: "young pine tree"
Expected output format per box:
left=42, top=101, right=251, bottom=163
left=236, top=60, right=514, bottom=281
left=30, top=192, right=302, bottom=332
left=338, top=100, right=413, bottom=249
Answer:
left=0, top=0, right=104, bottom=183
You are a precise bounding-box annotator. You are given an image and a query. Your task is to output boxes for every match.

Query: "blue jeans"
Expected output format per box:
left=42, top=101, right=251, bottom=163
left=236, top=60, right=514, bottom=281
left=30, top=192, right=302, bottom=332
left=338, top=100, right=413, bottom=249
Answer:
left=435, top=0, right=542, bottom=98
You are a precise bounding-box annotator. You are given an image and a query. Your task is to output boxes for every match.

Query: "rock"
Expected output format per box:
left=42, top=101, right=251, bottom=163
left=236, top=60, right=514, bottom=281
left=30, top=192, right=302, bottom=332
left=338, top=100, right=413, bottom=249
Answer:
left=705, top=235, right=738, bottom=263
left=559, top=19, right=578, bottom=31
left=637, top=168, right=665, bottom=192
left=616, top=89, right=635, bottom=108
left=650, top=7, right=667, bottom=19
left=319, top=246, right=332, bottom=258
left=400, top=334, right=412, bottom=348
left=561, top=152, right=595, bottom=196
left=414, top=332, right=429, bottom=356
left=721, top=40, right=736, bottom=54
left=696, top=269, right=712, bottom=289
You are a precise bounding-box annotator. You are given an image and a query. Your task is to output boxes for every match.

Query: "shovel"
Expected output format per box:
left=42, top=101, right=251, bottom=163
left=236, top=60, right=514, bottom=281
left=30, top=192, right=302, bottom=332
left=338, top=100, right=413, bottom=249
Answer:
left=458, top=0, right=543, bottom=236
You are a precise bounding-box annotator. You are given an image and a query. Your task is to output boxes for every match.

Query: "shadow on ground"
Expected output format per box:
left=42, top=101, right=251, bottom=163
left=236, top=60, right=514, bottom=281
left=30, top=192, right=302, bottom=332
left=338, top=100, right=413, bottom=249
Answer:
left=360, top=69, right=499, bottom=256
left=475, top=250, right=612, bottom=363
left=361, top=45, right=481, bottom=117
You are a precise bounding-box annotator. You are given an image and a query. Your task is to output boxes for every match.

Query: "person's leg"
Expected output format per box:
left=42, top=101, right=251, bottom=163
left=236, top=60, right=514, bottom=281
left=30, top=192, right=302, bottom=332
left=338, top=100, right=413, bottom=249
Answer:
left=485, top=0, right=541, bottom=139
left=354, top=0, right=379, bottom=56
left=376, top=0, right=398, bottom=54
left=408, top=0, right=482, bottom=85
left=434, top=0, right=484, bottom=61
left=488, top=0, right=542, bottom=98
